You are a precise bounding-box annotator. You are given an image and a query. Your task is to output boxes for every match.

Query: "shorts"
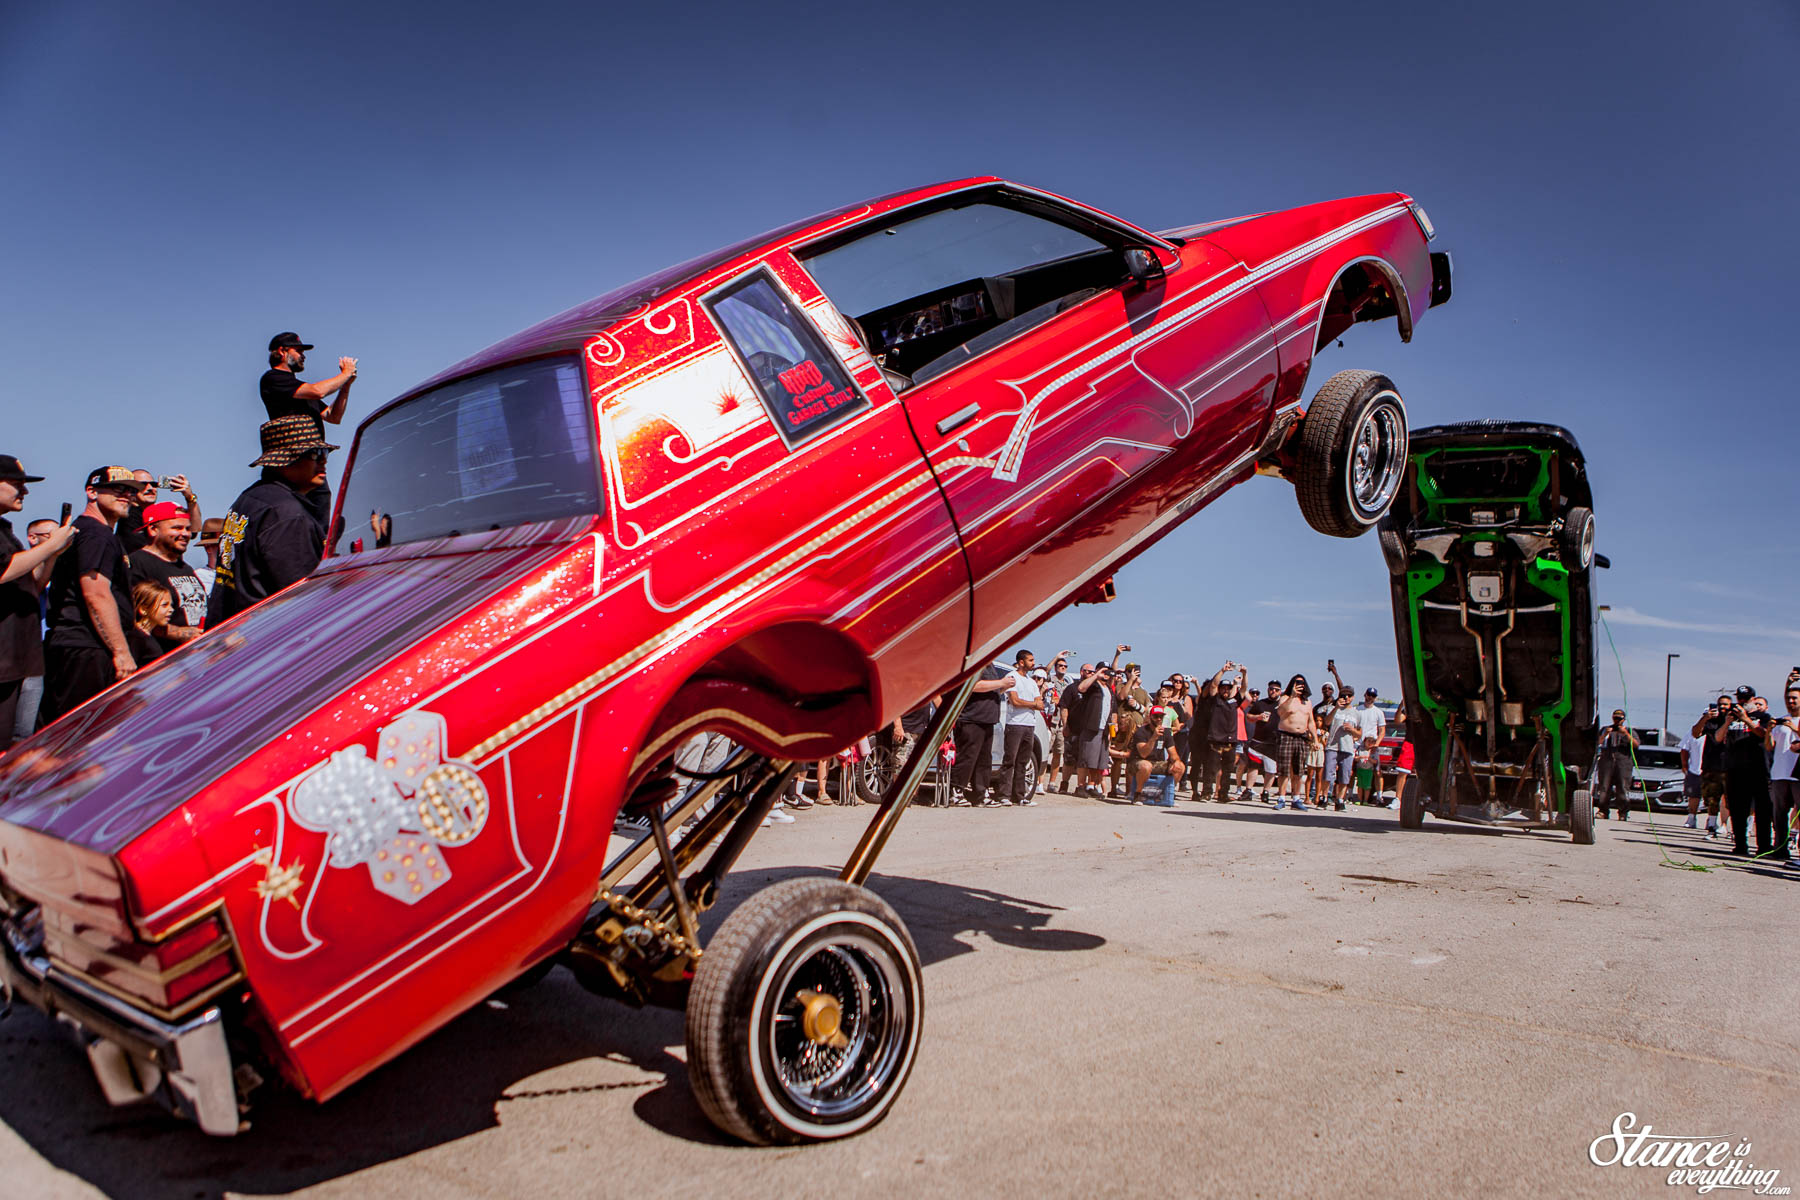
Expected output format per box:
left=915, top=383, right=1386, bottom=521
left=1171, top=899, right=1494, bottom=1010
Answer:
left=1700, top=771, right=1727, bottom=802
left=1048, top=727, right=1066, bottom=761
left=1073, top=730, right=1110, bottom=770
left=1324, top=748, right=1355, bottom=785
left=1682, top=772, right=1703, bottom=800
left=1354, top=765, right=1375, bottom=790
left=1306, top=746, right=1325, bottom=768
left=1276, top=730, right=1310, bottom=776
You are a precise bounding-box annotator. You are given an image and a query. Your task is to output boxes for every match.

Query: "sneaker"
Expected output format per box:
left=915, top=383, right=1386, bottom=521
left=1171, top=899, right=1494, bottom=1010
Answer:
left=1334, top=800, right=1346, bottom=812
left=1017, top=795, right=1037, bottom=806
left=1271, top=796, right=1285, bottom=810
left=789, top=795, right=816, bottom=810
left=1036, top=782, right=1047, bottom=795
left=1684, top=815, right=1697, bottom=829
left=766, top=806, right=796, bottom=824
left=1291, top=798, right=1309, bottom=811
left=1706, top=822, right=1718, bottom=839
left=978, top=796, right=1004, bottom=807
left=949, top=791, right=973, bottom=807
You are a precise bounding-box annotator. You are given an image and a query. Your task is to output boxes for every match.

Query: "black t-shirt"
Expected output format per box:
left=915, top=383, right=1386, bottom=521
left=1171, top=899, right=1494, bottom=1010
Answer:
left=126, top=623, right=164, bottom=667
left=960, top=665, right=1009, bottom=726
left=128, top=549, right=208, bottom=648
left=0, top=518, right=44, bottom=682
left=44, top=515, right=132, bottom=651
left=1133, top=715, right=1180, bottom=764
left=260, top=369, right=327, bottom=423
left=1199, top=692, right=1238, bottom=743
left=118, top=504, right=151, bottom=555
left=900, top=701, right=935, bottom=737
left=1700, top=716, right=1728, bottom=773
left=1722, top=717, right=1771, bottom=780
left=1248, top=698, right=1280, bottom=748
left=207, top=476, right=325, bottom=624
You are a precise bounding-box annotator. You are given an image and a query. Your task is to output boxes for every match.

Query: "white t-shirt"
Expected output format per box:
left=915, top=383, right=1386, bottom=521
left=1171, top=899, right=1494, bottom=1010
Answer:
left=1678, top=732, right=1707, bottom=776
left=1772, top=721, right=1799, bottom=781
left=1354, top=704, right=1386, bottom=744
left=1004, top=671, right=1041, bottom=727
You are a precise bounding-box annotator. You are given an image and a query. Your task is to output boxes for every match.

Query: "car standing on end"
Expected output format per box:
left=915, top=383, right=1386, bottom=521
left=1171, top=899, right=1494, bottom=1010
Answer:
left=0, top=177, right=1449, bottom=1144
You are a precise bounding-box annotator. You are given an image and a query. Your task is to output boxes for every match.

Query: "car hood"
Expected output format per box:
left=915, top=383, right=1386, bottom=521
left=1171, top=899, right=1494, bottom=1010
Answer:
left=0, top=538, right=567, bottom=855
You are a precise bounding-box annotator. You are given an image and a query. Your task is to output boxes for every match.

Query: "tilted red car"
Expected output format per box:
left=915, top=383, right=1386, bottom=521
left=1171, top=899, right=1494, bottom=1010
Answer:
left=0, top=177, right=1449, bottom=1143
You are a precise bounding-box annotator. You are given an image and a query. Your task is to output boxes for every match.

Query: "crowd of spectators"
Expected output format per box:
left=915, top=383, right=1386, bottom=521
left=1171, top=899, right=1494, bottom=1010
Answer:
left=0, top=332, right=354, bottom=751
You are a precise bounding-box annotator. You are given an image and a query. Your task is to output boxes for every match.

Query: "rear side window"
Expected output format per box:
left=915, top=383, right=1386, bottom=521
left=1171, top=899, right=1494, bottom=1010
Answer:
left=705, top=269, right=868, bottom=446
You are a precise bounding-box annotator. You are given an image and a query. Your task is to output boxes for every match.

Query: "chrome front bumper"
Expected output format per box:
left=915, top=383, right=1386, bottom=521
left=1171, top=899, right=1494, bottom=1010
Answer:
left=1, top=914, right=241, bottom=1136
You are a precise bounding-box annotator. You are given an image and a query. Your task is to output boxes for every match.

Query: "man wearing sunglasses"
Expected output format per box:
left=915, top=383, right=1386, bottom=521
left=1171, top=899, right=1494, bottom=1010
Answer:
left=37, top=466, right=140, bottom=726
left=207, top=416, right=338, bottom=624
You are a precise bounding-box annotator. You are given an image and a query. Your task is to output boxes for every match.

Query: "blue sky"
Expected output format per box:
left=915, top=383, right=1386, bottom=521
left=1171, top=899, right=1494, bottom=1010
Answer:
left=3, top=0, right=1794, bottom=729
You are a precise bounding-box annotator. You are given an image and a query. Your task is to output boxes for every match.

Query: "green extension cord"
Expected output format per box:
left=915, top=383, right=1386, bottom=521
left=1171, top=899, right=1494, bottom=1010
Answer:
left=1597, top=611, right=1713, bottom=872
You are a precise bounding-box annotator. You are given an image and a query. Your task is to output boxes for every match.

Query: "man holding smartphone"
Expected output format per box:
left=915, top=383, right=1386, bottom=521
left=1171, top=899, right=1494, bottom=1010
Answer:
left=118, top=469, right=200, bottom=555
left=1710, top=686, right=1775, bottom=858
left=1767, top=685, right=1798, bottom=865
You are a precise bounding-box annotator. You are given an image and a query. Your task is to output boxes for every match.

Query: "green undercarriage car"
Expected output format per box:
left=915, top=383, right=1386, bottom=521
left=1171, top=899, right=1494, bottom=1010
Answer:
left=1379, top=421, right=1605, bottom=843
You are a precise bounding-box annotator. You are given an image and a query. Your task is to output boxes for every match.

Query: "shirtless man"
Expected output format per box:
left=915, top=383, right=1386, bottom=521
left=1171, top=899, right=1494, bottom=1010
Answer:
left=1273, top=674, right=1319, bottom=810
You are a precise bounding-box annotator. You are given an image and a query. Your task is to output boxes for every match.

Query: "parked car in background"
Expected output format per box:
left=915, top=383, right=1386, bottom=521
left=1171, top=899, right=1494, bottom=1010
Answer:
left=1626, top=743, right=1687, bottom=814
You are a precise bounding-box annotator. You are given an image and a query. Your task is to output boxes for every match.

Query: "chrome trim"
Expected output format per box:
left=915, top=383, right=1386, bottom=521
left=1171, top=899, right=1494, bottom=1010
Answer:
left=1, top=915, right=241, bottom=1136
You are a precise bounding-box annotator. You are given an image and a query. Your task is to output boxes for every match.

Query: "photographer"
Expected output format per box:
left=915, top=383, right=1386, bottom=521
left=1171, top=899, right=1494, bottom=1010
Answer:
left=1594, top=709, right=1639, bottom=820
left=1691, top=696, right=1734, bottom=839
left=1063, top=648, right=1123, bottom=798
left=1709, top=686, right=1775, bottom=858
left=1193, top=662, right=1244, bottom=802
left=1767, top=685, right=1798, bottom=865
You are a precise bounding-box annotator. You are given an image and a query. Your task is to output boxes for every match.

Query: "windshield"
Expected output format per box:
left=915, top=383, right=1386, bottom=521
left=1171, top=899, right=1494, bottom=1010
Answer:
left=334, top=356, right=599, bottom=555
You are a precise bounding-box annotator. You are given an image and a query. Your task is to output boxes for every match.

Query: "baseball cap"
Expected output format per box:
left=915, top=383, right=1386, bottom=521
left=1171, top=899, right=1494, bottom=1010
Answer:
left=1364, top=687, right=1379, bottom=698
left=268, top=331, right=314, bottom=352
left=139, top=500, right=188, bottom=530
left=1734, top=685, right=1756, bottom=702
left=86, top=465, right=137, bottom=491
left=0, top=455, right=44, bottom=483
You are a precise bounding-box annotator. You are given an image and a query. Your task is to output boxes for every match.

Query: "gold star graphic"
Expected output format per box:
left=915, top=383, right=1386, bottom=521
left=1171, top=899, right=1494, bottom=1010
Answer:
left=255, top=859, right=306, bottom=910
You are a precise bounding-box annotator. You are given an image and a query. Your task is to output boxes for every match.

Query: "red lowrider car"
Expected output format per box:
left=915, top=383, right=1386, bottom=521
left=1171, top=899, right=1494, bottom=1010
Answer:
left=0, top=178, right=1449, bottom=1143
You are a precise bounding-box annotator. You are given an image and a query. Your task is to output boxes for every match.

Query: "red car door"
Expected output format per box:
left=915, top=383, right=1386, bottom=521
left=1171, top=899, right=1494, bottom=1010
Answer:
left=799, top=195, right=1277, bottom=667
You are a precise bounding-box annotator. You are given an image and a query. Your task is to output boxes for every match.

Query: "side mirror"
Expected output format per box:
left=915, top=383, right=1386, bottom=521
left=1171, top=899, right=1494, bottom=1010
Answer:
left=1123, top=246, right=1165, bottom=286
left=1594, top=553, right=1611, bottom=569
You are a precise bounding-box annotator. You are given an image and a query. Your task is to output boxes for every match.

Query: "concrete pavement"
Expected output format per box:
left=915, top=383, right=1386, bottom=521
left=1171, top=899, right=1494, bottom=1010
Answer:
left=2, top=790, right=1793, bottom=1198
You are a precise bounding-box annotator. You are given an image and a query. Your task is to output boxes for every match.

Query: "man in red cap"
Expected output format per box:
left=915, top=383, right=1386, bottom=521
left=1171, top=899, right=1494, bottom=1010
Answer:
left=127, top=501, right=208, bottom=654
left=38, top=466, right=140, bottom=727
left=208, top=416, right=337, bottom=624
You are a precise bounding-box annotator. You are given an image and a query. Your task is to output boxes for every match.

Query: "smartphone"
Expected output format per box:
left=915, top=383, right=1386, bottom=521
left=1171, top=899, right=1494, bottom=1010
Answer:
left=156, top=475, right=179, bottom=490
left=59, top=502, right=71, bottom=524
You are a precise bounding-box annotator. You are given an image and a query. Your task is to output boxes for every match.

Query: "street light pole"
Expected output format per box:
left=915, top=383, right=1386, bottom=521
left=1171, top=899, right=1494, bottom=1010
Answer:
left=1663, top=653, right=1680, bottom=742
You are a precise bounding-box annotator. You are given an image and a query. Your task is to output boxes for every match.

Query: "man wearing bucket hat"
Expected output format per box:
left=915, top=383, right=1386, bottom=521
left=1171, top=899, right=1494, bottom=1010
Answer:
left=37, top=466, right=141, bottom=727
left=1, top=456, right=76, bottom=747
left=207, top=416, right=338, bottom=625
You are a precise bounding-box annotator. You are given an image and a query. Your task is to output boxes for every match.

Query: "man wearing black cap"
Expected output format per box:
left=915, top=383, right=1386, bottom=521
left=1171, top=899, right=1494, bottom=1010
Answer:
left=1, top=456, right=75, bottom=747
left=262, top=333, right=359, bottom=430
left=37, top=466, right=141, bottom=727
left=1710, top=686, right=1776, bottom=858
left=263, top=332, right=358, bottom=536
left=207, top=417, right=338, bottom=625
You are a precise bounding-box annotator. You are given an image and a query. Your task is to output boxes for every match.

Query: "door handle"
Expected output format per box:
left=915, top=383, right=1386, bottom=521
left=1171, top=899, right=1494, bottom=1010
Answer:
left=935, top=403, right=980, bottom=437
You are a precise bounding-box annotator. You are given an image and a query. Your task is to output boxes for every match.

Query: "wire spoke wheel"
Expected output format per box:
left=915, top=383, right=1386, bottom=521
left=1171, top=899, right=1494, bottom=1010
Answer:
left=764, top=935, right=907, bottom=1118
left=686, top=878, right=922, bottom=1144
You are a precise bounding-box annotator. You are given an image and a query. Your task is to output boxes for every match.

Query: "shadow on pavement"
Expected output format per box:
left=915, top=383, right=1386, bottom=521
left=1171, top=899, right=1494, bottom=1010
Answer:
left=0, top=870, right=1104, bottom=1197
left=1164, top=806, right=1516, bottom=835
